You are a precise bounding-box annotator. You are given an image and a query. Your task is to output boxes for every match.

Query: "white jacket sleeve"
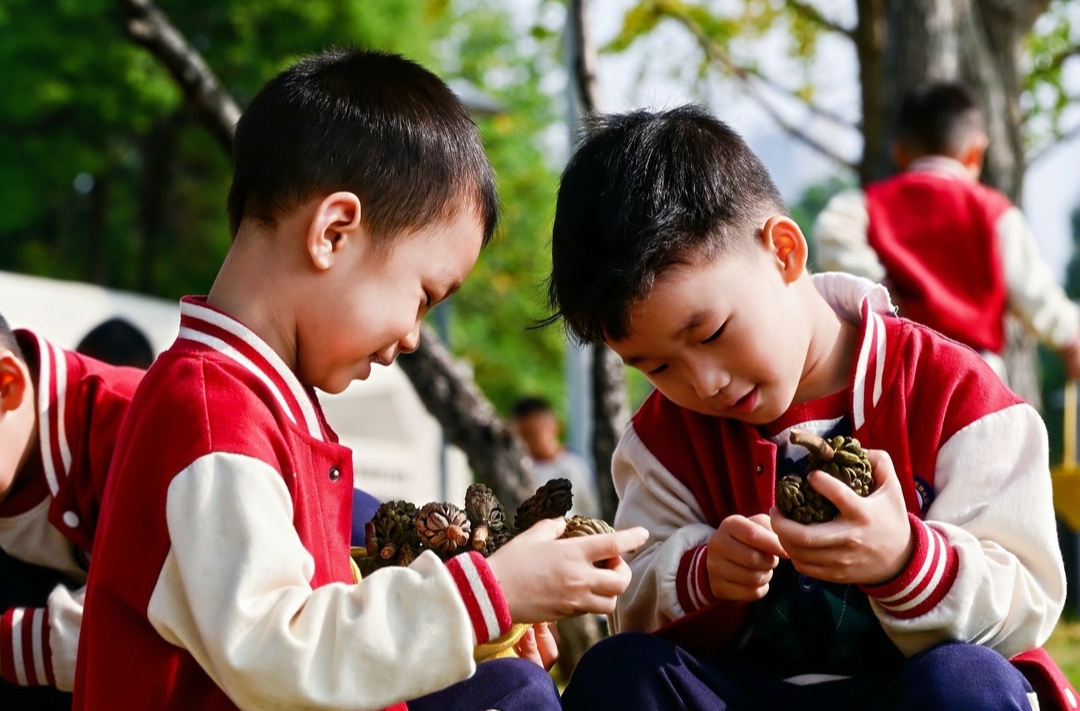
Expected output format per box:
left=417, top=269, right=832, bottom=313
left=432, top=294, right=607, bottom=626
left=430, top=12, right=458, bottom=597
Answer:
left=147, top=451, right=487, bottom=711
left=812, top=189, right=887, bottom=282
left=866, top=404, right=1065, bottom=658
left=0, top=585, right=83, bottom=691
left=999, top=207, right=1080, bottom=349
left=611, top=428, right=716, bottom=633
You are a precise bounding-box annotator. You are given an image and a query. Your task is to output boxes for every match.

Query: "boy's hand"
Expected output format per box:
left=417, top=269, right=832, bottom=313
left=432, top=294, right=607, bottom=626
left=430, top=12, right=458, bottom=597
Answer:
left=513, top=621, right=559, bottom=671
left=706, top=514, right=788, bottom=601
left=487, top=518, right=649, bottom=623
left=770, top=449, right=913, bottom=586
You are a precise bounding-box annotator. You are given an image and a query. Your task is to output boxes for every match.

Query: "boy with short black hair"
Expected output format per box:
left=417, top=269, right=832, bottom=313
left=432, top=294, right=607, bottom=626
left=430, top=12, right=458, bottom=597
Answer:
left=0, top=312, right=143, bottom=703
left=814, top=81, right=1080, bottom=384
left=74, top=48, right=647, bottom=711
left=547, top=105, right=1074, bottom=710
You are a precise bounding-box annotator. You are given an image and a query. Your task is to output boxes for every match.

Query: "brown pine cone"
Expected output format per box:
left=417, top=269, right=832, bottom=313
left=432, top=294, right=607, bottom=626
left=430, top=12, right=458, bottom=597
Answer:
left=514, top=478, right=574, bottom=532
left=775, top=430, right=873, bottom=523
left=464, top=483, right=509, bottom=553
left=416, top=502, right=472, bottom=558
left=366, top=500, right=421, bottom=567
left=561, top=515, right=615, bottom=539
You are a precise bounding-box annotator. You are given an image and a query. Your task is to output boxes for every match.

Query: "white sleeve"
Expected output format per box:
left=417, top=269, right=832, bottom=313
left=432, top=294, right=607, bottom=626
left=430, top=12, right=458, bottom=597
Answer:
left=812, top=189, right=887, bottom=282
left=147, top=452, right=479, bottom=711
left=999, top=207, right=1080, bottom=349
left=869, top=404, right=1065, bottom=658
left=46, top=584, right=83, bottom=691
left=611, top=427, right=716, bottom=633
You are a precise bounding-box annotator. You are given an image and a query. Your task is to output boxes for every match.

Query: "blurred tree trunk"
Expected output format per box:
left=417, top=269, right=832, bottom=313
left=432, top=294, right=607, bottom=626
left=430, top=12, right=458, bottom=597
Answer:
left=860, top=0, right=1051, bottom=406
left=568, top=0, right=627, bottom=526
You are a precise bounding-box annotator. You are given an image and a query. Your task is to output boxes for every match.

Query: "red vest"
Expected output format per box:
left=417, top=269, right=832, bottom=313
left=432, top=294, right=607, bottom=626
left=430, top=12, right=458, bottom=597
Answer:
left=865, top=172, right=1012, bottom=353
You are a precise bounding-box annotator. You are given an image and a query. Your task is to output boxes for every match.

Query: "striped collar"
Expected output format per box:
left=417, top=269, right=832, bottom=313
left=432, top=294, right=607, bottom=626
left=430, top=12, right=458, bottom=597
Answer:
left=812, top=273, right=895, bottom=431
left=177, top=297, right=325, bottom=441
left=16, top=330, right=75, bottom=500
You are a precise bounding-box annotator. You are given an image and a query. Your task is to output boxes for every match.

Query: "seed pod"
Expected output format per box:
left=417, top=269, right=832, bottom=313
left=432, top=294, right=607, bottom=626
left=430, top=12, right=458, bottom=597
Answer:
left=515, top=478, right=574, bottom=532
left=561, top=515, right=615, bottom=539
left=775, top=430, right=873, bottom=523
left=464, top=483, right=508, bottom=553
left=366, top=501, right=421, bottom=567
left=416, top=501, right=472, bottom=558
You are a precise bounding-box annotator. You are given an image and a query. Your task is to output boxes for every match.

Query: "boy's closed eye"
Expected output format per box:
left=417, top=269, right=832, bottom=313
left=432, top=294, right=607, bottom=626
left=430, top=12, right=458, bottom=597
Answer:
left=701, top=324, right=726, bottom=344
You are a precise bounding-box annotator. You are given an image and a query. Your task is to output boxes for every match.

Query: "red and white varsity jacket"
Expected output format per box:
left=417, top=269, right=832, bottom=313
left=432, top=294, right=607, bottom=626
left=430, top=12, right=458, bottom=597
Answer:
left=814, top=157, right=1080, bottom=369
left=611, top=274, right=1072, bottom=704
left=73, top=298, right=510, bottom=711
left=0, top=330, right=142, bottom=690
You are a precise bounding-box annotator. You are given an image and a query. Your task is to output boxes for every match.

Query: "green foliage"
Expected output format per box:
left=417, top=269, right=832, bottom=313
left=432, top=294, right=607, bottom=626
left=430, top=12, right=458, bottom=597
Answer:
left=1024, top=0, right=1079, bottom=154
left=789, top=174, right=856, bottom=269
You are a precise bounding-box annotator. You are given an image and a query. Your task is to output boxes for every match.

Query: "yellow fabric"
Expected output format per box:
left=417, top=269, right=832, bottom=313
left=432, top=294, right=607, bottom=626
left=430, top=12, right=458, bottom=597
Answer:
left=1053, top=382, right=1080, bottom=531
left=473, top=623, right=529, bottom=662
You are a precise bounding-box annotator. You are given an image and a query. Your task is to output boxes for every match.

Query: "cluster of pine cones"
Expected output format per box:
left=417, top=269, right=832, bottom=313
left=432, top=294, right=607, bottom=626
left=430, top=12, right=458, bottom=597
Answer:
left=775, top=430, right=873, bottom=524
left=355, top=478, right=613, bottom=575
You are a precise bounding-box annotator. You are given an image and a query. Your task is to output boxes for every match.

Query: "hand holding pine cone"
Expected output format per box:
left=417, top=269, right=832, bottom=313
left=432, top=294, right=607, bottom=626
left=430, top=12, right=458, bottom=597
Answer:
left=775, top=430, right=873, bottom=523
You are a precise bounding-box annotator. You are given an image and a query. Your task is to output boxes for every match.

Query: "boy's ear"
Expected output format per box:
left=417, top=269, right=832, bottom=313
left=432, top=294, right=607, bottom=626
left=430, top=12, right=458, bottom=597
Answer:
left=761, top=215, right=808, bottom=284
left=307, top=192, right=363, bottom=270
left=890, top=142, right=912, bottom=171
left=0, top=354, right=29, bottom=413
left=960, top=132, right=989, bottom=178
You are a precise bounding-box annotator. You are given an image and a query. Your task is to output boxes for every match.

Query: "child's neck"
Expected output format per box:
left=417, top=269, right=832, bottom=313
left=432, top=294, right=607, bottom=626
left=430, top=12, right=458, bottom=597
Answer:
left=795, top=303, right=859, bottom=405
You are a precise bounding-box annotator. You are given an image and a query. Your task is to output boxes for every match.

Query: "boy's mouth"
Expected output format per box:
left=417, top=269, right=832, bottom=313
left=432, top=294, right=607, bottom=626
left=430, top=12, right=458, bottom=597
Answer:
left=725, top=386, right=759, bottom=414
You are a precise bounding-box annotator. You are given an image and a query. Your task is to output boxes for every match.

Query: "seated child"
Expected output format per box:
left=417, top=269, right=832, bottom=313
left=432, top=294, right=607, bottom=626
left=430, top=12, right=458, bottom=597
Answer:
left=546, top=106, right=1073, bottom=711
left=813, top=81, right=1080, bottom=384
left=73, top=48, right=647, bottom=711
left=0, top=313, right=143, bottom=701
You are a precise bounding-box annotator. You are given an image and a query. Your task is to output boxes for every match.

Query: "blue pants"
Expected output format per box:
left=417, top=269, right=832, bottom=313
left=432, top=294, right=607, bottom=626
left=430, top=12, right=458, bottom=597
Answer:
left=561, top=631, right=1034, bottom=711
left=408, top=657, right=560, bottom=711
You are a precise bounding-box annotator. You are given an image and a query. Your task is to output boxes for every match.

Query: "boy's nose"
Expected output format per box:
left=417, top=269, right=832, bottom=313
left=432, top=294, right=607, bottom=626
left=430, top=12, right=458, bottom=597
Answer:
left=689, top=366, right=725, bottom=400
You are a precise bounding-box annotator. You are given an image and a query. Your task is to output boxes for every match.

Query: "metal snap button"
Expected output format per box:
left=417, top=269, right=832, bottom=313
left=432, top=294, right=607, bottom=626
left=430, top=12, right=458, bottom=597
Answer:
left=328, top=466, right=341, bottom=482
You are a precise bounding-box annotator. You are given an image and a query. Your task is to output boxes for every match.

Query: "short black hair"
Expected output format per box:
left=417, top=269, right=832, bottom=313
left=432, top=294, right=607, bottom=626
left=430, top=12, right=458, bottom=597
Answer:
left=76, top=318, right=154, bottom=369
left=511, top=395, right=555, bottom=419
left=897, top=81, right=984, bottom=158
left=0, top=313, right=24, bottom=361
left=545, top=105, right=785, bottom=344
left=227, top=48, right=499, bottom=247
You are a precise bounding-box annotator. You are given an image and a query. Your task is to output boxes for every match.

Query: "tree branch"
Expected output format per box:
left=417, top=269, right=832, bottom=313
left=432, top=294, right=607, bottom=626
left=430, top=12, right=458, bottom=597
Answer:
left=115, top=0, right=240, bottom=154
left=568, top=0, right=604, bottom=114
left=669, top=10, right=858, bottom=170
left=784, top=0, right=855, bottom=38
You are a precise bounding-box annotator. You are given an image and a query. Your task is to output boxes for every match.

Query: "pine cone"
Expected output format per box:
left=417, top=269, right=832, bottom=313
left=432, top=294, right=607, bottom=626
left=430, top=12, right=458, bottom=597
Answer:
left=515, top=478, right=574, bottom=532
left=775, top=430, right=873, bottom=523
left=366, top=501, right=421, bottom=567
left=561, top=515, right=615, bottom=538
left=464, top=483, right=509, bottom=553
left=416, top=502, right=472, bottom=558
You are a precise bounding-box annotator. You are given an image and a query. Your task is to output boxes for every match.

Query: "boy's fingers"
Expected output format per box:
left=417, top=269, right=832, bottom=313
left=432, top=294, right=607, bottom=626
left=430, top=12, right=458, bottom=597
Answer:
left=730, top=517, right=787, bottom=559
left=579, top=527, right=649, bottom=562
left=518, top=517, right=568, bottom=540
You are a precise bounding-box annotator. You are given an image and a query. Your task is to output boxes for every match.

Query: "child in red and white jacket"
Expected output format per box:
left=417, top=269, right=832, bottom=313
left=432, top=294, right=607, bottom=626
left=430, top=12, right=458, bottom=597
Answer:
left=74, top=49, right=647, bottom=711
left=0, top=313, right=143, bottom=699
left=547, top=106, right=1075, bottom=711
left=814, top=81, right=1080, bottom=384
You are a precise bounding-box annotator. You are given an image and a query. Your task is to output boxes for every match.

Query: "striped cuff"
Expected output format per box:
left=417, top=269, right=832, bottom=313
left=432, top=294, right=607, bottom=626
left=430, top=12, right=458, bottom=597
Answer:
left=445, top=552, right=512, bottom=645
left=676, top=545, right=717, bottom=615
left=0, top=607, right=55, bottom=686
left=859, top=513, right=959, bottom=619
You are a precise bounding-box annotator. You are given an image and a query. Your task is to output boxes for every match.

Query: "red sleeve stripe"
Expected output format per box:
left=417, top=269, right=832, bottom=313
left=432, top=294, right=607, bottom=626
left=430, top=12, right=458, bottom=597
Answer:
left=861, top=515, right=958, bottom=619
left=445, top=552, right=512, bottom=645
left=676, top=545, right=716, bottom=614
left=0, top=607, right=53, bottom=686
